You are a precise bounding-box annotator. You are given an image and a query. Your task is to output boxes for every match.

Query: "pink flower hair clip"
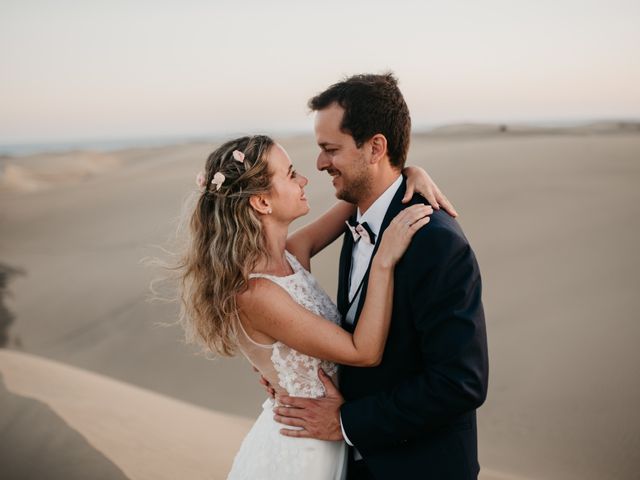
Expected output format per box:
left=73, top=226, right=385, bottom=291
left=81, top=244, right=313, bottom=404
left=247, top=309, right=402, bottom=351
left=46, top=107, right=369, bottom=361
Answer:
left=195, top=171, right=226, bottom=192
left=211, top=172, right=226, bottom=191
left=195, top=171, right=207, bottom=191
left=232, top=150, right=245, bottom=163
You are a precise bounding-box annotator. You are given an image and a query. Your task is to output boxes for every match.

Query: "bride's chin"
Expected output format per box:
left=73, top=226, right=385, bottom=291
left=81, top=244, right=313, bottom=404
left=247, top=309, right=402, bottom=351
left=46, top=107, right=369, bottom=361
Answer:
left=295, top=206, right=310, bottom=220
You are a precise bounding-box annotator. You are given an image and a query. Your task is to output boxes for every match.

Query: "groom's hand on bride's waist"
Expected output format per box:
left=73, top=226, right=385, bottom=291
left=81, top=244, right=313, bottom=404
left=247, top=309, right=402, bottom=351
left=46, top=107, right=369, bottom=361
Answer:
left=273, top=368, right=344, bottom=441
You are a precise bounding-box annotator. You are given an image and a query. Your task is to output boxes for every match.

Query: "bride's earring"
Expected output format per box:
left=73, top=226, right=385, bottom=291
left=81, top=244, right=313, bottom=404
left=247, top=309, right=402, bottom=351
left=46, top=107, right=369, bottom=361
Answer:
left=267, top=208, right=272, bottom=214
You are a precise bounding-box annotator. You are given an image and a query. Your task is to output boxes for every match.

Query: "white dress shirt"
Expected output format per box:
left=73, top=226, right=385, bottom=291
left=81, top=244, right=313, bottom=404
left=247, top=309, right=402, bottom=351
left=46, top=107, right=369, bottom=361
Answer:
left=340, top=175, right=403, bottom=459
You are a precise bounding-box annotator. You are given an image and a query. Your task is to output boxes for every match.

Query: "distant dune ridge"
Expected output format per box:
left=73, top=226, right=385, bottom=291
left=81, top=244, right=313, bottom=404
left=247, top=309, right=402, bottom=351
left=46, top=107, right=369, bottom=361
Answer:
left=0, top=125, right=639, bottom=479
left=424, top=120, right=640, bottom=137
left=0, top=151, right=122, bottom=193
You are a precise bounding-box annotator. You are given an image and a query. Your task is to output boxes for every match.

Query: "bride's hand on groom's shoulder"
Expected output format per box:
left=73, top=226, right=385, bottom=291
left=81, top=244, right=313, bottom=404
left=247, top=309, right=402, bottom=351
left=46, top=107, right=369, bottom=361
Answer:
left=402, top=165, right=458, bottom=217
left=375, top=204, right=433, bottom=268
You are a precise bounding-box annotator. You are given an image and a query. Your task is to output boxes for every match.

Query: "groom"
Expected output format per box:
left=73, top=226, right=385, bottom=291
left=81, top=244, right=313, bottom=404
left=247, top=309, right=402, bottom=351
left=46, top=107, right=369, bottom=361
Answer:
left=273, top=73, right=489, bottom=479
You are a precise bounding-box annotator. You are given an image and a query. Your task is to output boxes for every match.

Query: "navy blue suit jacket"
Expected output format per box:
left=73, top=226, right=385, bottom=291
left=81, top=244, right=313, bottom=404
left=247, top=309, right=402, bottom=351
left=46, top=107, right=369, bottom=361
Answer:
left=338, top=176, right=489, bottom=479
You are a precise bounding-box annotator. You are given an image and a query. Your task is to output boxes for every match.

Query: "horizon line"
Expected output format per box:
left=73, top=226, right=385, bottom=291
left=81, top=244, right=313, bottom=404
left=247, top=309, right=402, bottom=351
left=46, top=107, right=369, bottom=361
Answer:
left=1, top=117, right=639, bottom=158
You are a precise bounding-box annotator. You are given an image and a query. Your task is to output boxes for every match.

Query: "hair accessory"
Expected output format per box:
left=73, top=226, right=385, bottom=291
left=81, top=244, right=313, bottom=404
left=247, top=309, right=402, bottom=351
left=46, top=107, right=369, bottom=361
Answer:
left=211, top=172, right=226, bottom=191
left=195, top=171, right=206, bottom=191
left=232, top=150, right=245, bottom=163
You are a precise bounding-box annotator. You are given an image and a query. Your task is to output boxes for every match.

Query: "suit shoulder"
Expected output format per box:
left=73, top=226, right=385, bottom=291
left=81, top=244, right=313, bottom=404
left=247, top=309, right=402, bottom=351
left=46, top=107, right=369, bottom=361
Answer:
left=411, top=209, right=468, bottom=249
left=403, top=193, right=466, bottom=236
left=397, top=213, right=472, bottom=279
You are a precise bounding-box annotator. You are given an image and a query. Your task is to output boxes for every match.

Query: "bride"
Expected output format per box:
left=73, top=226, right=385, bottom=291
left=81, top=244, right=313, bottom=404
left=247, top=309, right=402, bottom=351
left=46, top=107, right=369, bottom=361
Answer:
left=173, top=134, right=453, bottom=479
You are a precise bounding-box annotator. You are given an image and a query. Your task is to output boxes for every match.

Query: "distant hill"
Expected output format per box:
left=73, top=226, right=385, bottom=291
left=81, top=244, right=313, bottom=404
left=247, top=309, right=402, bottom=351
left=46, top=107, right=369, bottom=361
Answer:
left=417, top=120, right=640, bottom=138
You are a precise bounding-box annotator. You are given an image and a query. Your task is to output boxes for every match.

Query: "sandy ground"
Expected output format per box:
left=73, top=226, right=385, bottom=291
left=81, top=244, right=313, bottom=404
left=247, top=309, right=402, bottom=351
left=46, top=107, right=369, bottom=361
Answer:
left=0, top=348, right=253, bottom=479
left=1, top=127, right=639, bottom=479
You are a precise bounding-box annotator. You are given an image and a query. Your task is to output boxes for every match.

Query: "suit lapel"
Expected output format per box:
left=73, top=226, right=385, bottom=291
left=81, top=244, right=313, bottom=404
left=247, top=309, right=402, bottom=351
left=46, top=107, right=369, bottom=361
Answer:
left=352, top=176, right=408, bottom=326
left=337, top=213, right=356, bottom=322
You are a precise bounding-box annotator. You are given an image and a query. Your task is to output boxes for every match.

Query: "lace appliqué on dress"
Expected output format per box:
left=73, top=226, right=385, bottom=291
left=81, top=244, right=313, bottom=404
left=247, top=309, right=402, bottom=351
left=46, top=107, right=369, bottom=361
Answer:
left=271, top=344, right=338, bottom=398
left=250, top=251, right=342, bottom=398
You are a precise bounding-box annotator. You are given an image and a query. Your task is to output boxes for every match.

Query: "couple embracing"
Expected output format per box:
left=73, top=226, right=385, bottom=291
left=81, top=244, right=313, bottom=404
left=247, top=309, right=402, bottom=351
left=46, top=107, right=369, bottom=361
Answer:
left=176, top=73, right=489, bottom=479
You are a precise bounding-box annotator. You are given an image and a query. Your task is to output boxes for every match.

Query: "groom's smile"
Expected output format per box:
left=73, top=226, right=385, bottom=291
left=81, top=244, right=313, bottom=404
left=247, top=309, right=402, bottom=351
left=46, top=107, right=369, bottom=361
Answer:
left=313, top=103, right=372, bottom=205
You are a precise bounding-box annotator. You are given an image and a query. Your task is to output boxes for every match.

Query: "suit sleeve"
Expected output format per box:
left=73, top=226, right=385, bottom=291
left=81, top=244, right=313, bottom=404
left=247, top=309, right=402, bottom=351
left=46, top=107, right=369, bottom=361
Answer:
left=339, top=225, right=489, bottom=452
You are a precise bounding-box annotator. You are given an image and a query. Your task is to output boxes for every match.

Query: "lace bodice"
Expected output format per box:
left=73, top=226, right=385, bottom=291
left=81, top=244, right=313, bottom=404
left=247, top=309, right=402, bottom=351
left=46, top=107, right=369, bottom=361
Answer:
left=236, top=251, right=342, bottom=400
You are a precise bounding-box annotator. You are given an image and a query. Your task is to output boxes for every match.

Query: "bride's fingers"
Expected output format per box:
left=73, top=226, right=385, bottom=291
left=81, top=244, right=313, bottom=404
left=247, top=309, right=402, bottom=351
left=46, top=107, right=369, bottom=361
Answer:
left=402, top=182, right=415, bottom=203
left=397, top=216, right=430, bottom=239
left=436, top=190, right=458, bottom=217
left=421, top=189, right=440, bottom=211
left=408, top=216, right=431, bottom=233
left=393, top=205, right=432, bottom=227
left=410, top=205, right=433, bottom=219
left=396, top=203, right=431, bottom=219
left=395, top=210, right=431, bottom=238
left=409, top=208, right=433, bottom=225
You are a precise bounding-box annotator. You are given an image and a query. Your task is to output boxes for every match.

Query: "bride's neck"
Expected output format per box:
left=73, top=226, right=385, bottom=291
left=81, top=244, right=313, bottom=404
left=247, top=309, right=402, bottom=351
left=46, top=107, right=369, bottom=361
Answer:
left=254, top=219, right=291, bottom=275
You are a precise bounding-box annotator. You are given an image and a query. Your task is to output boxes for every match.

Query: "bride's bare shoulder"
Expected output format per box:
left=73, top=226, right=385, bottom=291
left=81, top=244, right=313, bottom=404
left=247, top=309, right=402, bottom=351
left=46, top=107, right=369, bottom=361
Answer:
left=237, top=277, right=286, bottom=310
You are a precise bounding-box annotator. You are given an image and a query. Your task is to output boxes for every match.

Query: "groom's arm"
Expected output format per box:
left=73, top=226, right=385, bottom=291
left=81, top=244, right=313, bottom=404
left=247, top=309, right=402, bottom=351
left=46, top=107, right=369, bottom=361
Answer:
left=340, top=225, right=489, bottom=452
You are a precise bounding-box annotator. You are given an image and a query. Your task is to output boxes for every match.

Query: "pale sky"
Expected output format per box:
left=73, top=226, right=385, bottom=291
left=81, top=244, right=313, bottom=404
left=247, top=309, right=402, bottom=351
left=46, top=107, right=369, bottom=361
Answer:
left=1, top=0, right=639, bottom=144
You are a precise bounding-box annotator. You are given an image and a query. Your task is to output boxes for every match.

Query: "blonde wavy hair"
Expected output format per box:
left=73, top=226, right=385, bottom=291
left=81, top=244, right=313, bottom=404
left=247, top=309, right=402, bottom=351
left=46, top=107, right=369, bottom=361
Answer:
left=149, top=135, right=275, bottom=357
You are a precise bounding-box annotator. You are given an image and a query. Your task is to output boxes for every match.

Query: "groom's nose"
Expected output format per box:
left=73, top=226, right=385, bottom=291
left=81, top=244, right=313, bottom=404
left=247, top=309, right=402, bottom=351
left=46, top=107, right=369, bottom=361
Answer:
left=316, top=152, right=331, bottom=171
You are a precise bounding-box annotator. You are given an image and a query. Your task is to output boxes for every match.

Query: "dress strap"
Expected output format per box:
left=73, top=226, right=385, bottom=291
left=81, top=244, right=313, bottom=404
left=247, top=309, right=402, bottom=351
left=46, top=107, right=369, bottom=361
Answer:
left=248, top=250, right=301, bottom=280
left=248, top=272, right=272, bottom=280
left=284, top=250, right=304, bottom=272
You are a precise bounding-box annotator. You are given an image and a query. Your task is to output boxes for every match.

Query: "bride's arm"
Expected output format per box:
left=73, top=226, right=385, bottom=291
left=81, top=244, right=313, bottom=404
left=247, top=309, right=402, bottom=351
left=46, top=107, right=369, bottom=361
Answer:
left=286, top=167, right=457, bottom=267
left=285, top=201, right=355, bottom=267
left=239, top=204, right=432, bottom=367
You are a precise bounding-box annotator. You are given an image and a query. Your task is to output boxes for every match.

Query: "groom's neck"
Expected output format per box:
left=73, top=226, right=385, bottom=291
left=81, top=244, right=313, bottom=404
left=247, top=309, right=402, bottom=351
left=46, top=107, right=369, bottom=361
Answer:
left=357, top=169, right=401, bottom=215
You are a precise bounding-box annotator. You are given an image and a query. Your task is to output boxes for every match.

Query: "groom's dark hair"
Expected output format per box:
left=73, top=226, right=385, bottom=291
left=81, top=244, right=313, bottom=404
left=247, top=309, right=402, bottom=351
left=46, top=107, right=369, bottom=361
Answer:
left=308, top=72, right=411, bottom=169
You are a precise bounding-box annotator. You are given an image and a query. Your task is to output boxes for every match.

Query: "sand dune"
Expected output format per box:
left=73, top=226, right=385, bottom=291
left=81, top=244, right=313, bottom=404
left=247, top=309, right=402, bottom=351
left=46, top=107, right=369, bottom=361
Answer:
left=0, top=151, right=122, bottom=193
left=1, top=128, right=639, bottom=479
left=0, top=348, right=253, bottom=479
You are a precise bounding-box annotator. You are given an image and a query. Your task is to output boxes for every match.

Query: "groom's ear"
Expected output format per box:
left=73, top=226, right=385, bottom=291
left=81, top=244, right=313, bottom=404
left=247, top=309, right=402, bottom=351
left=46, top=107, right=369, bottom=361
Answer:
left=249, top=194, right=272, bottom=215
left=368, top=134, right=388, bottom=165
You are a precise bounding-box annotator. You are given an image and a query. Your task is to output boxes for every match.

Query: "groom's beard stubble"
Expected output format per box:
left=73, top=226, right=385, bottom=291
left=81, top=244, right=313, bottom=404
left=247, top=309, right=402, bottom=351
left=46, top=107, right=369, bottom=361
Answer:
left=333, top=162, right=372, bottom=206
left=336, top=177, right=370, bottom=205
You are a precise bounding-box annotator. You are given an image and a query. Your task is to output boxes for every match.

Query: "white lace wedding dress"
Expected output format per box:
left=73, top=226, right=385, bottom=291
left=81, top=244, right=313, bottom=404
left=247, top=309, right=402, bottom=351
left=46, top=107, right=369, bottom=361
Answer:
left=227, top=250, right=347, bottom=480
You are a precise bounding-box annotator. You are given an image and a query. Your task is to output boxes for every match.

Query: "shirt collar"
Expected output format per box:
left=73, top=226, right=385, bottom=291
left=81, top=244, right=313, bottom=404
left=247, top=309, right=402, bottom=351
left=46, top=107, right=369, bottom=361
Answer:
left=356, top=174, right=403, bottom=236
